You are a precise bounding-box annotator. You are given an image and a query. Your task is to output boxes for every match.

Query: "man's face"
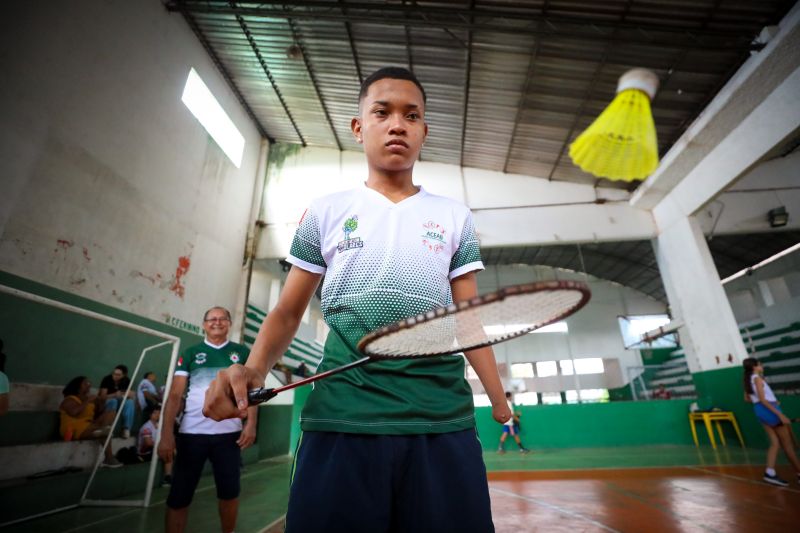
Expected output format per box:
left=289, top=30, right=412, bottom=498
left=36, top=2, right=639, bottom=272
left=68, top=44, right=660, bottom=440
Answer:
left=203, top=308, right=231, bottom=339
left=147, top=373, right=156, bottom=383
left=112, top=369, right=123, bottom=382
left=352, top=78, right=428, bottom=173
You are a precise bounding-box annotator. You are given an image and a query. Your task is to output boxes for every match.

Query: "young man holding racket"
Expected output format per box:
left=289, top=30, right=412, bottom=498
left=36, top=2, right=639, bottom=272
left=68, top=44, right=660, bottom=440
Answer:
left=204, top=67, right=511, bottom=532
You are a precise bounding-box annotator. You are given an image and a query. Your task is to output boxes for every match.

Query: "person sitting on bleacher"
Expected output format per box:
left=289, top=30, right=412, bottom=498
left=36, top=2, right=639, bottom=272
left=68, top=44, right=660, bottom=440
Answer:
left=653, top=384, right=672, bottom=400
left=137, top=405, right=173, bottom=484
left=59, top=376, right=122, bottom=468
left=136, top=371, right=161, bottom=419
left=99, top=364, right=135, bottom=439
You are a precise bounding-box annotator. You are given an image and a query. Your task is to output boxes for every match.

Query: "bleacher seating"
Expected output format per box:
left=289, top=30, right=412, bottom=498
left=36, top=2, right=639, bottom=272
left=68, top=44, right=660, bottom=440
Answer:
left=641, top=319, right=800, bottom=399
left=741, top=320, right=800, bottom=394
left=243, top=303, right=324, bottom=384
left=0, top=383, right=134, bottom=481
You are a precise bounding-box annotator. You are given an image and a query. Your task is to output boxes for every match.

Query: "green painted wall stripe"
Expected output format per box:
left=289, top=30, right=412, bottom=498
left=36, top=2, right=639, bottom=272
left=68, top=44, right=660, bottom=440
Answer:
left=0, top=270, right=202, bottom=387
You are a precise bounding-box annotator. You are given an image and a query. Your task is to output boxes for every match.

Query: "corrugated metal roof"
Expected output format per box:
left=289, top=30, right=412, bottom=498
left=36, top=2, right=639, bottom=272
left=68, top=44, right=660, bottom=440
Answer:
left=170, top=1, right=797, bottom=298
left=168, top=0, right=793, bottom=190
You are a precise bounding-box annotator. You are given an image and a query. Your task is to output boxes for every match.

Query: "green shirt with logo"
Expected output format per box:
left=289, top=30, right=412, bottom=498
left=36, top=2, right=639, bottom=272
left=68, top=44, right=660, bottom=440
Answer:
left=287, top=185, right=484, bottom=435
left=175, top=340, right=248, bottom=434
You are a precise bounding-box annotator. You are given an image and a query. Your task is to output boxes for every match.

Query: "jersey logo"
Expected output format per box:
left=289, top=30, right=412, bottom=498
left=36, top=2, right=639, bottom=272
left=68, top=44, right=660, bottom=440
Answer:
left=421, top=220, right=447, bottom=253
left=230, top=353, right=240, bottom=363
left=337, top=214, right=364, bottom=253
left=195, top=353, right=207, bottom=365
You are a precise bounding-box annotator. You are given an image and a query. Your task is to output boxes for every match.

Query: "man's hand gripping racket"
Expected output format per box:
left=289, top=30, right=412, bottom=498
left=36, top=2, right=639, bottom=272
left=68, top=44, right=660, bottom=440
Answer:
left=204, top=280, right=590, bottom=419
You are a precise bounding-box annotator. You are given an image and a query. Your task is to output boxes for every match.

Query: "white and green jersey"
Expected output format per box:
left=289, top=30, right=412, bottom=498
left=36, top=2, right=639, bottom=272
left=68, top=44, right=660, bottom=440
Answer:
left=287, top=184, right=484, bottom=434
left=175, top=339, right=248, bottom=434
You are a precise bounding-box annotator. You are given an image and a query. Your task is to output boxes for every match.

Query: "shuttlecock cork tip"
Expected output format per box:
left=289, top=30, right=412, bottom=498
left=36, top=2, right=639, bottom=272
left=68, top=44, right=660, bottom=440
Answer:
left=617, top=68, right=659, bottom=100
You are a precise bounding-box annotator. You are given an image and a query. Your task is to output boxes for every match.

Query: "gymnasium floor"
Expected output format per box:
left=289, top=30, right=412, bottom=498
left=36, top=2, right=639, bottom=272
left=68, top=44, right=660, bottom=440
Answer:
left=5, top=446, right=799, bottom=533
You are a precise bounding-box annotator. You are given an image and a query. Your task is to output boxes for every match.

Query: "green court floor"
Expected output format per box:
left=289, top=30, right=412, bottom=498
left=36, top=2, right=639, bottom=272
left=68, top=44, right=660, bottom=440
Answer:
left=2, top=445, right=781, bottom=533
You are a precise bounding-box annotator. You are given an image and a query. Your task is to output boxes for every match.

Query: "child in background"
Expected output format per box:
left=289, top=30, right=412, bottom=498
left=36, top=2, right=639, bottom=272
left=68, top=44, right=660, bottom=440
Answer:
left=138, top=405, right=173, bottom=484
left=497, top=391, right=530, bottom=454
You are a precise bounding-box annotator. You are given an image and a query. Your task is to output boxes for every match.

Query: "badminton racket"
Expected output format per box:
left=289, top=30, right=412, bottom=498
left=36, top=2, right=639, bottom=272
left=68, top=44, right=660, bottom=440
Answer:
left=248, top=280, right=591, bottom=404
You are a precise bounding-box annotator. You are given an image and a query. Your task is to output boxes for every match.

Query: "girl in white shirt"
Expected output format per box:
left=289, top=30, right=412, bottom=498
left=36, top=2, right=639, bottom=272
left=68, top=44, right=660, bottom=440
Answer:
left=743, top=357, right=800, bottom=487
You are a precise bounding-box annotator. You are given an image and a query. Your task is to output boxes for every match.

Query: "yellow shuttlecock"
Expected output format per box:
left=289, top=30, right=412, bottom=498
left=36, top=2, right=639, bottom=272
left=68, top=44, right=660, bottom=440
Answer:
left=569, top=68, right=659, bottom=181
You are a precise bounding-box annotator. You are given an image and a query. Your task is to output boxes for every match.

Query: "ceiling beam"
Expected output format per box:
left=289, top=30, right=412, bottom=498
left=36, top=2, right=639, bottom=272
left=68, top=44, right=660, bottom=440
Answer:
left=459, top=0, right=474, bottom=169
left=503, top=1, right=548, bottom=174
left=546, top=0, right=635, bottom=181
left=287, top=18, right=343, bottom=150
left=337, top=0, right=363, bottom=84
left=167, top=1, right=764, bottom=52
left=230, top=5, right=307, bottom=145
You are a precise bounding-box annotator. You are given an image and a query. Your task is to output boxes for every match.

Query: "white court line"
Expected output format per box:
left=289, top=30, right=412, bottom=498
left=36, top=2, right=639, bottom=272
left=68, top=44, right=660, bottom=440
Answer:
left=257, top=514, right=286, bottom=533
left=686, top=466, right=800, bottom=494
left=489, top=486, right=621, bottom=533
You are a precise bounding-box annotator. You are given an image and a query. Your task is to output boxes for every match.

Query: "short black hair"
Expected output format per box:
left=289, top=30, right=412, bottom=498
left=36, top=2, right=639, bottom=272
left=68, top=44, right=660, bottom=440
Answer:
left=63, top=376, right=87, bottom=397
left=144, top=371, right=156, bottom=379
left=358, top=67, right=426, bottom=106
left=203, top=306, right=232, bottom=322
left=115, top=364, right=128, bottom=375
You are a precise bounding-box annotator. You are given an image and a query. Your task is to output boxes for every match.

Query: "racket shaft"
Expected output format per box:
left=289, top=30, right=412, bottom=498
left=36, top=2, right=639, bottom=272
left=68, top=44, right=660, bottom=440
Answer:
left=247, top=356, right=373, bottom=405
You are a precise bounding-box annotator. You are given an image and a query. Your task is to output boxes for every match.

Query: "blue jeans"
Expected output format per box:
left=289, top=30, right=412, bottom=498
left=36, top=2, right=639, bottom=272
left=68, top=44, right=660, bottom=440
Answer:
left=106, top=397, right=134, bottom=430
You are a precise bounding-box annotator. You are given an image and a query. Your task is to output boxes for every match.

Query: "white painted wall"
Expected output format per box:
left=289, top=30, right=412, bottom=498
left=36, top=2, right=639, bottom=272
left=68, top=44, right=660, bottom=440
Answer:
left=256, top=145, right=657, bottom=259
left=0, top=1, right=263, bottom=327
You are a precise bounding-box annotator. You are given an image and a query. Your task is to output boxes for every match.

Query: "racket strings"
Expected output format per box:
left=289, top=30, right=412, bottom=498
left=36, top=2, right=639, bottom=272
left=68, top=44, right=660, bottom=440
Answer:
left=363, top=289, right=585, bottom=358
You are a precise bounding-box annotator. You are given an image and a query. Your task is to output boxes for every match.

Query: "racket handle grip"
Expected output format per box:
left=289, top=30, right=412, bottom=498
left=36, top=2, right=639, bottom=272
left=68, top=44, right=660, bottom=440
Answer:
left=248, top=387, right=277, bottom=405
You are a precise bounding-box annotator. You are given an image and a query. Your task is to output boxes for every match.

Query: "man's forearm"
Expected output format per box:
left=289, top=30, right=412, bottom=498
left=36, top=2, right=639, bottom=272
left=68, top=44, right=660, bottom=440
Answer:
left=161, top=394, right=182, bottom=434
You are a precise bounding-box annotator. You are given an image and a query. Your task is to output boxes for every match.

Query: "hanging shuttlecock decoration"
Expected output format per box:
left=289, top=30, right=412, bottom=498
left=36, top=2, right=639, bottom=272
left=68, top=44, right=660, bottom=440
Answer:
left=569, top=68, right=660, bottom=182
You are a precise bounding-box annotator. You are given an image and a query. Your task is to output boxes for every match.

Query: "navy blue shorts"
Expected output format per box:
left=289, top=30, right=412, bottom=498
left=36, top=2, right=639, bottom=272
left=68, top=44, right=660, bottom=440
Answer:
left=166, top=432, right=241, bottom=509
left=502, top=425, right=516, bottom=435
left=285, top=429, right=494, bottom=533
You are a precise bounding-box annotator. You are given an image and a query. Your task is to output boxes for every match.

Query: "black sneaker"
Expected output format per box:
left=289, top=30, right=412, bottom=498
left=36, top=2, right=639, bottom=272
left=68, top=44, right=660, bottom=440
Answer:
left=763, top=472, right=788, bottom=487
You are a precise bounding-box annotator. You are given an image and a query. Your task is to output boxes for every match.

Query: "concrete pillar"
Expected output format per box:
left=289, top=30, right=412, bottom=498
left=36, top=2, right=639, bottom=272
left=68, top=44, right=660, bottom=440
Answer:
left=652, top=215, right=748, bottom=374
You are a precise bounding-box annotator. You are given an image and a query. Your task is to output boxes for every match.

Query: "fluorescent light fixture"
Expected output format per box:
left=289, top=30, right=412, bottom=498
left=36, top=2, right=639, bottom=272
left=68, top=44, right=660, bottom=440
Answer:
left=181, top=68, right=245, bottom=168
left=721, top=242, right=800, bottom=285
left=483, top=321, right=567, bottom=336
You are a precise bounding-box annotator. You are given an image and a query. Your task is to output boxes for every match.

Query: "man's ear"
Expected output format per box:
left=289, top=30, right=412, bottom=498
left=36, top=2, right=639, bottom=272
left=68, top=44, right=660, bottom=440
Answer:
left=351, top=117, right=363, bottom=143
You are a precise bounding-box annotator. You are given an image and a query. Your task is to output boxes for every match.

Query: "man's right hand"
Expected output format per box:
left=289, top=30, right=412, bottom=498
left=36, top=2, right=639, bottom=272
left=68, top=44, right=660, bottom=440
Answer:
left=203, top=364, right=265, bottom=422
left=158, top=433, right=175, bottom=464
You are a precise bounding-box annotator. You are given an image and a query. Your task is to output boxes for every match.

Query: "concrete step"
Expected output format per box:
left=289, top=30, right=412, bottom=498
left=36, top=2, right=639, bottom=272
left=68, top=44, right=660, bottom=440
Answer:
left=0, top=437, right=135, bottom=481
